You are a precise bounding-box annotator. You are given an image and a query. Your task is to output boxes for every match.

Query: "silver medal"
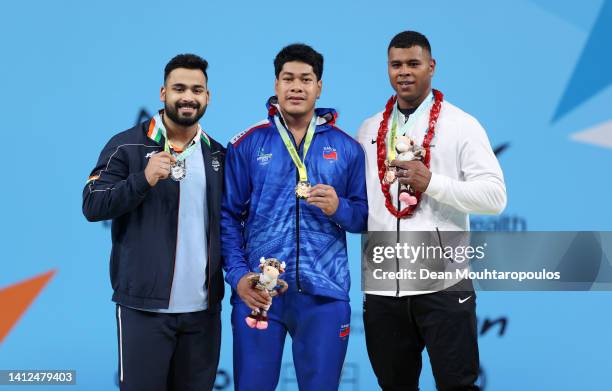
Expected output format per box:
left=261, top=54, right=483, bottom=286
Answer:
left=170, top=160, right=186, bottom=181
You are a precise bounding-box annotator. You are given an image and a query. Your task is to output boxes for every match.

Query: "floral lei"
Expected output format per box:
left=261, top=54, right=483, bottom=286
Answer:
left=376, top=89, right=444, bottom=218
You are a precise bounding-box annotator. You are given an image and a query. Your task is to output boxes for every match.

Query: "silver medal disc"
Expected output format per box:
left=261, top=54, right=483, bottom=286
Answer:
left=170, top=161, right=186, bottom=181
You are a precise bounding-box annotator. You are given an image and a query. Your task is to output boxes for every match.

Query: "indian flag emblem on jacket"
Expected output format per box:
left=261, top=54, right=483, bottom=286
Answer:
left=147, top=117, right=163, bottom=143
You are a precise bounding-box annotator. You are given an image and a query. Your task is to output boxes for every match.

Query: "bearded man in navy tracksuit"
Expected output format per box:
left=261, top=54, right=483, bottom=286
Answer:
left=222, top=43, right=368, bottom=391
left=83, top=54, right=224, bottom=391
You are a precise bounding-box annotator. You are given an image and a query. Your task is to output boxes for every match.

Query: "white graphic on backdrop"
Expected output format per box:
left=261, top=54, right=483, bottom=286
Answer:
left=570, top=120, right=612, bottom=149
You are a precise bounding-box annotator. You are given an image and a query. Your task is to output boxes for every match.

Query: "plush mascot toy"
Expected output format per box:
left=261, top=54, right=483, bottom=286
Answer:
left=394, top=135, right=426, bottom=206
left=245, top=257, right=288, bottom=330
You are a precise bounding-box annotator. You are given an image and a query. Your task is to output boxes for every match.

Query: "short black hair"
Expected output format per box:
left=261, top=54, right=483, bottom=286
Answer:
left=164, top=53, right=208, bottom=82
left=274, top=43, right=324, bottom=80
left=388, top=31, right=432, bottom=55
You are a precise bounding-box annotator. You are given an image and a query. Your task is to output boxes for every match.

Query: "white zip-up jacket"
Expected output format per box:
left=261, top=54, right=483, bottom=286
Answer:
left=357, top=98, right=507, bottom=296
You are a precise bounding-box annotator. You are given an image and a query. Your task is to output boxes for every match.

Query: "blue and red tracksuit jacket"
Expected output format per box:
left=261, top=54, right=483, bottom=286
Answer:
left=221, top=98, right=368, bottom=302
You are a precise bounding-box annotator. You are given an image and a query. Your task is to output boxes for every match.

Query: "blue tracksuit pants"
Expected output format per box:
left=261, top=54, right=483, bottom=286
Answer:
left=231, top=291, right=351, bottom=391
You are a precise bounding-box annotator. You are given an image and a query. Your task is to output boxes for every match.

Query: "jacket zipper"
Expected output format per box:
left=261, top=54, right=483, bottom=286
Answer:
left=291, top=132, right=304, bottom=293
left=295, top=167, right=302, bottom=292
left=207, top=232, right=211, bottom=309
left=168, top=184, right=180, bottom=307
left=206, top=178, right=211, bottom=310
left=395, top=182, right=400, bottom=297
left=205, top=146, right=214, bottom=309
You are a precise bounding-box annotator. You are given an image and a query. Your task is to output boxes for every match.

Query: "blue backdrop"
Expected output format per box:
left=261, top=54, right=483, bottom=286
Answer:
left=1, top=0, right=611, bottom=389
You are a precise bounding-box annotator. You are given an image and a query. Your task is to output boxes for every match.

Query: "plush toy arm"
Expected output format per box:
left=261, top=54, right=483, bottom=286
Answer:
left=276, top=279, right=289, bottom=295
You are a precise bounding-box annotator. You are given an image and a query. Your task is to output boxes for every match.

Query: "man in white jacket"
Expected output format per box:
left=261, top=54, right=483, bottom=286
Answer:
left=357, top=31, right=506, bottom=391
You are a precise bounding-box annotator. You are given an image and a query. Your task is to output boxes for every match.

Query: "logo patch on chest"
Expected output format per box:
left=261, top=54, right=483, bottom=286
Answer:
left=211, top=157, right=220, bottom=172
left=256, top=148, right=273, bottom=166
left=323, top=146, right=337, bottom=161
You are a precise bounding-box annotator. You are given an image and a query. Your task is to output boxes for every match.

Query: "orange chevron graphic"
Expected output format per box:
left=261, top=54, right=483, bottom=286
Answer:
left=0, top=270, right=56, bottom=344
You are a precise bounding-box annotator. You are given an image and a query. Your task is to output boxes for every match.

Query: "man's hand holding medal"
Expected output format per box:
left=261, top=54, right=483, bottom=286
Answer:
left=144, top=151, right=177, bottom=187
left=306, top=184, right=339, bottom=216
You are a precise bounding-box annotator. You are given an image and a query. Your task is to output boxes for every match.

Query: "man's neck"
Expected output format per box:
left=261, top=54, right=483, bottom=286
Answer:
left=281, top=109, right=315, bottom=146
left=162, top=113, right=198, bottom=148
left=397, top=88, right=432, bottom=110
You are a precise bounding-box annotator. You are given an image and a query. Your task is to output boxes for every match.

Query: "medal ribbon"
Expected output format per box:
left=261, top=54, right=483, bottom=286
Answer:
left=274, top=114, right=317, bottom=182
left=164, top=136, right=198, bottom=161
left=153, top=112, right=200, bottom=161
left=375, top=89, right=444, bottom=219
left=387, top=91, right=434, bottom=161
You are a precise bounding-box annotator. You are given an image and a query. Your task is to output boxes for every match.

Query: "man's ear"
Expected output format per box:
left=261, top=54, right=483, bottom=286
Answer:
left=160, top=85, right=166, bottom=103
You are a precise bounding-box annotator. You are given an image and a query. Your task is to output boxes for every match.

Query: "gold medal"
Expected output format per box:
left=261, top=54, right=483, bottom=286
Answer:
left=295, top=181, right=311, bottom=199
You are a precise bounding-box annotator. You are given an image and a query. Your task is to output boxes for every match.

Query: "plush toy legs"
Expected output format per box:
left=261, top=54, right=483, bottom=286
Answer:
left=245, top=310, right=259, bottom=328
left=399, top=185, right=418, bottom=205
left=257, top=310, right=269, bottom=330
left=245, top=305, right=271, bottom=329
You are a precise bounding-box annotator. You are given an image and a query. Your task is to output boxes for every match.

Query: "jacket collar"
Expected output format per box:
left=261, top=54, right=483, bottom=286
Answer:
left=146, top=109, right=211, bottom=148
left=265, top=96, right=337, bottom=132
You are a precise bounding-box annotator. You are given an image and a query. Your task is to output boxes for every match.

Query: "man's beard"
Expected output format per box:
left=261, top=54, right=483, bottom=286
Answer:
left=165, top=101, right=207, bottom=127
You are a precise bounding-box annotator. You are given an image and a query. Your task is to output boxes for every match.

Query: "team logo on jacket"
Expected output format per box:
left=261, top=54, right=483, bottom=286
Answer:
left=211, top=157, right=220, bottom=172
left=256, top=148, right=273, bottom=166
left=339, top=324, right=350, bottom=338
left=323, top=146, right=337, bottom=161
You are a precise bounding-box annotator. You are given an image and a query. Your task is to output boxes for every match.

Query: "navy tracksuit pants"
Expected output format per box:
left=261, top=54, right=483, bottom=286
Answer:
left=116, top=305, right=221, bottom=391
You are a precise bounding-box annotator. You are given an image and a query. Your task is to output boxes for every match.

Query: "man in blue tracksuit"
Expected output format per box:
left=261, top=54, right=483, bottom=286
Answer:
left=222, top=44, right=367, bottom=391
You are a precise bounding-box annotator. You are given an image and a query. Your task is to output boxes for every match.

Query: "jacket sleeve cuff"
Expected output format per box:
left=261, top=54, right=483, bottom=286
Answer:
left=330, top=197, right=351, bottom=229
left=424, top=172, right=448, bottom=199
left=226, top=267, right=251, bottom=291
